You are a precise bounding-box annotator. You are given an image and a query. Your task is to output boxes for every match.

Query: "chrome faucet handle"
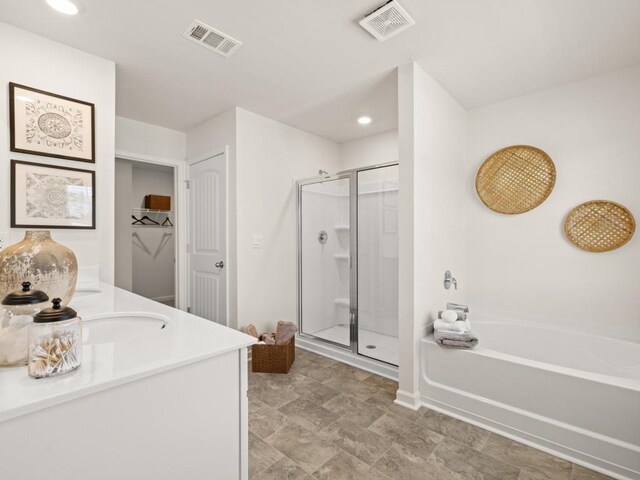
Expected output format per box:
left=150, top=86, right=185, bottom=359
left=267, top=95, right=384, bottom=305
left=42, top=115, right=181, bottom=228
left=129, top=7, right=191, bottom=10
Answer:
left=446, top=302, right=469, bottom=313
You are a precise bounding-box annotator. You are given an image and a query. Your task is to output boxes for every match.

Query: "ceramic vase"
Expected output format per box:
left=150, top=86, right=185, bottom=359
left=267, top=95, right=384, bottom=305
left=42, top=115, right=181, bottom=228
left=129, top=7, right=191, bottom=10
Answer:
left=0, top=231, right=78, bottom=305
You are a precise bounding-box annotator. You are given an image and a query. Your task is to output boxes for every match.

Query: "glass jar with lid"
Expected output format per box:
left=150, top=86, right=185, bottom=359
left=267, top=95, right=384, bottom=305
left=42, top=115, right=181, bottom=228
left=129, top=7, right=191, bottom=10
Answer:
left=0, top=282, right=49, bottom=367
left=28, top=298, right=82, bottom=378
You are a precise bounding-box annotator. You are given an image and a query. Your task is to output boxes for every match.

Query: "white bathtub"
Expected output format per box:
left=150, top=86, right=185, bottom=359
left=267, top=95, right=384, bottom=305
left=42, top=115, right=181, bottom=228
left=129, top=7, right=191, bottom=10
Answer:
left=420, top=318, right=640, bottom=480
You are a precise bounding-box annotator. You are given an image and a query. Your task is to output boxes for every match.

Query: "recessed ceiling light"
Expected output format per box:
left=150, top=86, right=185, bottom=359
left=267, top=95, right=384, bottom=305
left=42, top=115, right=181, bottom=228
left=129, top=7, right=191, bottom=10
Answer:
left=46, top=0, right=79, bottom=15
left=357, top=116, right=372, bottom=125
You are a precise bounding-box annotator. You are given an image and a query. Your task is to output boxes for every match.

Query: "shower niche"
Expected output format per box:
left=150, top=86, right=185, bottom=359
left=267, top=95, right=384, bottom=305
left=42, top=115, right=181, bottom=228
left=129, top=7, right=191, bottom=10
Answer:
left=297, top=164, right=399, bottom=366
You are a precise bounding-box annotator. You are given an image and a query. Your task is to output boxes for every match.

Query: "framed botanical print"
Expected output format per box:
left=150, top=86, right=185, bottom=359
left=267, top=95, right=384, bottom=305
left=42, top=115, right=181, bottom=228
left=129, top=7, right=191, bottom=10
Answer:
left=9, top=83, right=95, bottom=163
left=11, top=160, right=95, bottom=229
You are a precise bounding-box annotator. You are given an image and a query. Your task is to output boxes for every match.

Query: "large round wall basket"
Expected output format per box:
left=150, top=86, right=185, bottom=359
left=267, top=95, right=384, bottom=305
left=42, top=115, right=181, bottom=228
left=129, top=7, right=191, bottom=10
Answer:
left=564, top=200, right=635, bottom=252
left=476, top=145, right=556, bottom=214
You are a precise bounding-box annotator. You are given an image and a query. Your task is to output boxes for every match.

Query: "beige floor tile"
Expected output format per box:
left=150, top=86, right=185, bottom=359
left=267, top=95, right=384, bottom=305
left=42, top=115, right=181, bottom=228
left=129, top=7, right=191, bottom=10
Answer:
left=250, top=377, right=300, bottom=409
left=277, top=396, right=342, bottom=431
left=289, top=359, right=337, bottom=383
left=313, top=450, right=391, bottom=480
left=416, top=409, right=490, bottom=449
left=301, top=351, right=340, bottom=368
left=322, top=393, right=387, bottom=428
left=324, top=374, right=379, bottom=401
left=361, top=374, right=398, bottom=395
left=252, top=457, right=313, bottom=480
left=249, top=398, right=290, bottom=440
left=365, top=390, right=424, bottom=422
left=428, top=437, right=520, bottom=480
left=288, top=374, right=340, bottom=404
left=267, top=423, right=341, bottom=474
left=368, top=412, right=443, bottom=459
left=249, top=432, right=283, bottom=478
left=330, top=362, right=373, bottom=381
left=318, top=418, right=392, bottom=465
left=482, top=434, right=572, bottom=480
left=571, top=465, right=615, bottom=480
left=374, top=442, right=439, bottom=480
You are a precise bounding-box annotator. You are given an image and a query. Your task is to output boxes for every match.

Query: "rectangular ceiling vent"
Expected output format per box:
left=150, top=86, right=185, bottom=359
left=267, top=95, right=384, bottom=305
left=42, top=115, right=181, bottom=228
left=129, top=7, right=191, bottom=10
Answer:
left=359, top=0, right=415, bottom=41
left=182, top=20, right=243, bottom=58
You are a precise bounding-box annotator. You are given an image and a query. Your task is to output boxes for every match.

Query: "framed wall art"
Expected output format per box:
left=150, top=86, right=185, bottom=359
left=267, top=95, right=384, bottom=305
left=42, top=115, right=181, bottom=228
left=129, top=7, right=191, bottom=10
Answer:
left=9, top=82, right=95, bottom=163
left=11, top=160, right=95, bottom=229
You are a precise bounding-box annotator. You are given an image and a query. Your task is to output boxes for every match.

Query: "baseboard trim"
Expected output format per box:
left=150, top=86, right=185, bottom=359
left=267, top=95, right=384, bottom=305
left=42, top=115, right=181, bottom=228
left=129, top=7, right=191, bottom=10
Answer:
left=395, top=389, right=421, bottom=410
left=151, top=295, right=175, bottom=304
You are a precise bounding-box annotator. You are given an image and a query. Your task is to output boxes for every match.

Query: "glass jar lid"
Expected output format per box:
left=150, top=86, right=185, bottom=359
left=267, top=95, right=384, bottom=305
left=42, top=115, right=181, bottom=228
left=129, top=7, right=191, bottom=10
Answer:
left=2, top=282, right=49, bottom=306
left=33, top=298, right=77, bottom=323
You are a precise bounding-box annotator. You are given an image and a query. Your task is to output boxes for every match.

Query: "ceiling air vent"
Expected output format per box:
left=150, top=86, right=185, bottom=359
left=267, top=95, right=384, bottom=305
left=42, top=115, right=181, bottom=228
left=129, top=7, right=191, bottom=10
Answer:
left=182, top=20, right=243, bottom=58
left=359, top=0, right=415, bottom=41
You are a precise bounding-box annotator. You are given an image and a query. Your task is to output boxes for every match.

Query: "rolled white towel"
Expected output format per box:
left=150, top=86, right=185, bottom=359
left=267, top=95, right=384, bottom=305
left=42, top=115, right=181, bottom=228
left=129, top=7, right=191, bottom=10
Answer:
left=434, top=319, right=466, bottom=332
left=440, top=310, right=459, bottom=323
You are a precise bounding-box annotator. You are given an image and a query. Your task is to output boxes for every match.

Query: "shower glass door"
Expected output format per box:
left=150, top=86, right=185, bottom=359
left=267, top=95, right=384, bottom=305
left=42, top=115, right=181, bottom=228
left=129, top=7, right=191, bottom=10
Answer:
left=299, top=175, right=351, bottom=347
left=356, top=165, right=399, bottom=365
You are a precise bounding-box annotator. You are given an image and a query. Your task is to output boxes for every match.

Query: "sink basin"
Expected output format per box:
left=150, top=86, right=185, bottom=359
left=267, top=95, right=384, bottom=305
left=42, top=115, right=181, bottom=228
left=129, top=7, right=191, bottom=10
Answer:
left=82, top=312, right=168, bottom=345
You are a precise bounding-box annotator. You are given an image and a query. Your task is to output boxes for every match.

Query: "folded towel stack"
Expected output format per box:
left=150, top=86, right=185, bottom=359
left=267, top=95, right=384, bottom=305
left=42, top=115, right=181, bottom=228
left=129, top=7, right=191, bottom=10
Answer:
left=245, top=321, right=298, bottom=345
left=433, top=309, right=478, bottom=349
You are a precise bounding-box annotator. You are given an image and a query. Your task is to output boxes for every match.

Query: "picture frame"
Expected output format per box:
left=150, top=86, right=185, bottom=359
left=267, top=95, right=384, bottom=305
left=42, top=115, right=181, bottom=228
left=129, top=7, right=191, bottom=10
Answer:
left=9, top=82, right=95, bottom=163
left=11, top=160, right=96, bottom=229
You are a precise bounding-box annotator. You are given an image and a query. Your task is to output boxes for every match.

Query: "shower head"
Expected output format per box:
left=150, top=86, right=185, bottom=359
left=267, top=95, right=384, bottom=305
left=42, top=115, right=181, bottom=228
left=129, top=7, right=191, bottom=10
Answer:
left=318, top=169, right=329, bottom=176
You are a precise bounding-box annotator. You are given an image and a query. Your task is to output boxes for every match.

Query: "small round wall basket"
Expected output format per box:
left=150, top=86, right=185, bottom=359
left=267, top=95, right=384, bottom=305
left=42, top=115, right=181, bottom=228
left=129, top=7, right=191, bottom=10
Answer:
left=564, top=200, right=635, bottom=252
left=476, top=145, right=556, bottom=214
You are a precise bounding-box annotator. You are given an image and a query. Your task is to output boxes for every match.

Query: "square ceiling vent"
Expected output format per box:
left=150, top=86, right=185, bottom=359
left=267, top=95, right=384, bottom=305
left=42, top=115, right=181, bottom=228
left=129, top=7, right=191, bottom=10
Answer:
left=182, top=20, right=243, bottom=58
left=359, top=0, right=415, bottom=41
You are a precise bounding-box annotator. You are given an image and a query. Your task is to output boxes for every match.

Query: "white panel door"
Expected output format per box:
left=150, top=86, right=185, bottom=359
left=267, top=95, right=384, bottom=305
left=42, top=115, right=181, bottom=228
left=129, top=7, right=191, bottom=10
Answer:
left=188, top=153, right=227, bottom=325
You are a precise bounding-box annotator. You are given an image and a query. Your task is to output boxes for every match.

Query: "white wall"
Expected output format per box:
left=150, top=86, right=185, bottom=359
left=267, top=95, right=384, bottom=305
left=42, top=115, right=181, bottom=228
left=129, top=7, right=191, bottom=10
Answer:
left=339, top=130, right=398, bottom=171
left=235, top=108, right=341, bottom=335
left=114, top=160, right=133, bottom=291
left=466, top=65, right=640, bottom=341
left=115, top=116, right=186, bottom=161
left=398, top=62, right=468, bottom=405
left=0, top=22, right=116, bottom=284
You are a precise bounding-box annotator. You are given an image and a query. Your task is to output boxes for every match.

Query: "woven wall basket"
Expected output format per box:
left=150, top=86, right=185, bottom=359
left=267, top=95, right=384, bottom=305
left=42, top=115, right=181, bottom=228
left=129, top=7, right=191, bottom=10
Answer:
left=476, top=145, right=556, bottom=214
left=564, top=200, right=635, bottom=252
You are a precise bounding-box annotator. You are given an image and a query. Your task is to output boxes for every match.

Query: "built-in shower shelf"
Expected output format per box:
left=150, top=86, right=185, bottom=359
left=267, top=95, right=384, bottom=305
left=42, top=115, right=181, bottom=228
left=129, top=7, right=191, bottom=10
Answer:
left=334, top=298, right=350, bottom=307
left=334, top=254, right=350, bottom=260
left=334, top=225, right=350, bottom=231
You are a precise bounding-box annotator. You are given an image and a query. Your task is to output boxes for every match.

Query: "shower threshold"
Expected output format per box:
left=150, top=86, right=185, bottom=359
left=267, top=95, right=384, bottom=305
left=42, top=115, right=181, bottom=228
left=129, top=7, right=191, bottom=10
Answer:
left=298, top=327, right=399, bottom=380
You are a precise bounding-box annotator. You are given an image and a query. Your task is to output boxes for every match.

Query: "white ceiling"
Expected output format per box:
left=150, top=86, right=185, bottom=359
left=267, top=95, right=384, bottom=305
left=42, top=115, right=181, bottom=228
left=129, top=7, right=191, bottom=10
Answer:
left=1, top=1, right=639, bottom=143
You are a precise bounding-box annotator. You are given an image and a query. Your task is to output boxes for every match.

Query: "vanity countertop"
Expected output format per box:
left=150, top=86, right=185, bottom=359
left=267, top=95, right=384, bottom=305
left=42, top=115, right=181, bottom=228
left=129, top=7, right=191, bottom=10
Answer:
left=0, top=284, right=255, bottom=423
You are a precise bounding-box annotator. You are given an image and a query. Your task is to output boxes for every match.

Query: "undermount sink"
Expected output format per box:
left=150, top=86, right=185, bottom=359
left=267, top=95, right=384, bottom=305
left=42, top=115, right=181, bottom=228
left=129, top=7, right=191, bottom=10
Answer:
left=82, top=312, right=168, bottom=345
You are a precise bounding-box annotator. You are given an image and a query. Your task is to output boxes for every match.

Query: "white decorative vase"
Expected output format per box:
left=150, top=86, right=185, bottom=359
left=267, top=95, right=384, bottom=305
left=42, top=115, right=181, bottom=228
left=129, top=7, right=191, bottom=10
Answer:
left=0, top=231, right=78, bottom=305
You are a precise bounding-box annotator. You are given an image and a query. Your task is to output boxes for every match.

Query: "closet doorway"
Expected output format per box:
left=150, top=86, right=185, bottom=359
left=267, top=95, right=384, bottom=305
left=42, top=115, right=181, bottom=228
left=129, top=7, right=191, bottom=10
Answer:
left=115, top=158, right=177, bottom=307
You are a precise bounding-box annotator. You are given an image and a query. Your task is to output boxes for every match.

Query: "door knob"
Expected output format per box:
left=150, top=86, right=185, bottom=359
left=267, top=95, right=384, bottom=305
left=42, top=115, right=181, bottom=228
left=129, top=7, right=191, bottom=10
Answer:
left=215, top=261, right=224, bottom=269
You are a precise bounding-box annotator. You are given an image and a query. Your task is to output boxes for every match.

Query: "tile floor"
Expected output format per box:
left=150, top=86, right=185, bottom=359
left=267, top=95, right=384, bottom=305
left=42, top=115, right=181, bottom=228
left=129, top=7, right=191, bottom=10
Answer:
left=248, top=348, right=613, bottom=480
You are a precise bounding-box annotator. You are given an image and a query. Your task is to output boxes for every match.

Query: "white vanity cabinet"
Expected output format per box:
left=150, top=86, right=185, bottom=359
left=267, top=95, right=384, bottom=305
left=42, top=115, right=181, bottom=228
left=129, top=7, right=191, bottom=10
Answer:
left=0, top=285, right=254, bottom=480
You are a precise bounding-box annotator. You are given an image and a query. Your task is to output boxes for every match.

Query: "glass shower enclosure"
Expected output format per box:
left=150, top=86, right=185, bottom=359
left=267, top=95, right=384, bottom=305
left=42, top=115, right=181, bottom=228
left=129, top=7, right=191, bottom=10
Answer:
left=297, top=163, right=399, bottom=366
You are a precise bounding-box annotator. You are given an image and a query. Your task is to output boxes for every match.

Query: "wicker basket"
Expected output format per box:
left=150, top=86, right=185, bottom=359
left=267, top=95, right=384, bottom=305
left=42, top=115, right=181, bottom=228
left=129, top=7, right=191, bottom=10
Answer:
left=476, top=145, right=556, bottom=214
left=251, top=336, right=295, bottom=374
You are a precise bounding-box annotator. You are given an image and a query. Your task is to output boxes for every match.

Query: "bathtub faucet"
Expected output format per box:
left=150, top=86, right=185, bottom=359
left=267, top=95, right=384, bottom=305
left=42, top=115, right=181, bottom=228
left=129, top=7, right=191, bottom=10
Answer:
left=446, top=302, right=469, bottom=313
